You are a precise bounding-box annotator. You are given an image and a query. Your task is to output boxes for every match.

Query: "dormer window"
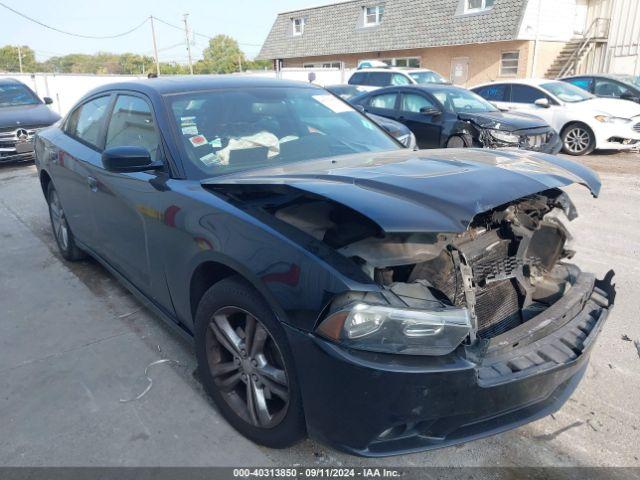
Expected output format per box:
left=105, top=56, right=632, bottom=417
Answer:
left=292, top=17, right=305, bottom=36
left=465, top=0, right=495, bottom=13
left=364, top=5, right=384, bottom=27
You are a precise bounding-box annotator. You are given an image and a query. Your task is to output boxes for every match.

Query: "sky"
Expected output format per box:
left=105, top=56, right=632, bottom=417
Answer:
left=0, top=0, right=331, bottom=62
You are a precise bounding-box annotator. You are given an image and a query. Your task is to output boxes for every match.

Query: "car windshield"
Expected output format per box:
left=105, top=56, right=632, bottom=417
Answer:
left=0, top=83, right=40, bottom=107
left=430, top=88, right=498, bottom=113
left=327, top=85, right=367, bottom=100
left=541, top=81, right=593, bottom=102
left=408, top=71, right=448, bottom=84
left=167, top=87, right=400, bottom=177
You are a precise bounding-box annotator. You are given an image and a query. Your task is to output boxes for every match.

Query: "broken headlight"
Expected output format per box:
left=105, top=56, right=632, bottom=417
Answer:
left=489, top=130, right=520, bottom=144
left=316, top=303, right=471, bottom=356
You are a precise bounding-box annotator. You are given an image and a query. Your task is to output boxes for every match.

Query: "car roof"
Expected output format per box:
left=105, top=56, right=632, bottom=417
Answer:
left=472, top=78, right=561, bottom=89
left=354, top=68, right=437, bottom=74
left=361, top=84, right=466, bottom=94
left=83, top=75, right=321, bottom=98
left=0, top=77, right=24, bottom=86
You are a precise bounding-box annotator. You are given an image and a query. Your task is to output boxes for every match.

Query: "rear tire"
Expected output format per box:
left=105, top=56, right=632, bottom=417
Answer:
left=194, top=275, right=306, bottom=448
left=561, top=122, right=595, bottom=156
left=47, top=183, right=85, bottom=261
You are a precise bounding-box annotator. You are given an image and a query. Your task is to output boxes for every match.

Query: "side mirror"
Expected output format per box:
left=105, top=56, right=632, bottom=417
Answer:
left=534, top=98, right=550, bottom=108
left=43, top=97, right=53, bottom=105
left=420, top=106, right=441, bottom=116
left=102, top=146, right=162, bottom=173
left=354, top=104, right=366, bottom=113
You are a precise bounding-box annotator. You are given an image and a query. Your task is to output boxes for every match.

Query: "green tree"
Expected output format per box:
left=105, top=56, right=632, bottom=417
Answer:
left=200, top=35, right=244, bottom=74
left=245, top=58, right=271, bottom=71
left=0, top=45, right=37, bottom=72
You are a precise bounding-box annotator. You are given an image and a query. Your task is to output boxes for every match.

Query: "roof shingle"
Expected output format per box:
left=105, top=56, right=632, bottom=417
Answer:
left=258, top=0, right=528, bottom=60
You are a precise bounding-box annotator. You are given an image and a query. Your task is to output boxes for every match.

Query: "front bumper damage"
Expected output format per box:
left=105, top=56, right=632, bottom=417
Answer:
left=477, top=127, right=563, bottom=154
left=286, top=270, right=614, bottom=457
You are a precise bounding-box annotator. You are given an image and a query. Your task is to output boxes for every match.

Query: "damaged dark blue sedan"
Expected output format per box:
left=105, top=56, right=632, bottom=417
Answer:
left=34, top=77, right=615, bottom=456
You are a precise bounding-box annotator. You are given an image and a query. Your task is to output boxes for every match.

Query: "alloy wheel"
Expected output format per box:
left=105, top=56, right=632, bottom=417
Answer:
left=564, top=126, right=591, bottom=154
left=49, top=189, right=69, bottom=251
left=205, top=306, right=289, bottom=428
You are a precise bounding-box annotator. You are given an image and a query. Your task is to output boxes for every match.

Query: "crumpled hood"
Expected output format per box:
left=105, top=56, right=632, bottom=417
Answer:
left=0, top=104, right=60, bottom=129
left=457, top=110, right=549, bottom=131
left=205, top=148, right=601, bottom=233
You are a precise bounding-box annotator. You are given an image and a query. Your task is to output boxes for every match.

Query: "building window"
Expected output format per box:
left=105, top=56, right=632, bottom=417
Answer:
left=465, top=0, right=495, bottom=13
left=500, top=51, right=519, bottom=76
left=377, top=57, right=421, bottom=68
left=303, top=61, right=343, bottom=69
left=364, top=5, right=384, bottom=26
left=292, top=17, right=305, bottom=36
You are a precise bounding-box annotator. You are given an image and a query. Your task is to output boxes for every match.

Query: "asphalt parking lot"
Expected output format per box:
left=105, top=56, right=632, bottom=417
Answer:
left=0, top=150, right=639, bottom=467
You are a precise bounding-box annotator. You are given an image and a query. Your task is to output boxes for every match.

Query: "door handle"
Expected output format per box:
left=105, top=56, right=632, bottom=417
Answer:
left=87, top=176, right=98, bottom=192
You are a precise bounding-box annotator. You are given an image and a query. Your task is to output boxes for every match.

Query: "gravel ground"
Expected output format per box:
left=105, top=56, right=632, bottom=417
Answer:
left=0, top=149, right=638, bottom=468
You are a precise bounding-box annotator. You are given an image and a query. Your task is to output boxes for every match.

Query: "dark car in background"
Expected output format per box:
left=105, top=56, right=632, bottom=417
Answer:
left=561, top=74, right=640, bottom=104
left=325, top=85, right=416, bottom=148
left=35, top=76, right=613, bottom=456
left=351, top=84, right=562, bottom=152
left=0, top=78, right=60, bottom=164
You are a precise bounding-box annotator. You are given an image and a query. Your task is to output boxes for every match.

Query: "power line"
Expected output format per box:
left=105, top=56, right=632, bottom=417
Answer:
left=152, top=15, right=263, bottom=47
left=0, top=1, right=148, bottom=39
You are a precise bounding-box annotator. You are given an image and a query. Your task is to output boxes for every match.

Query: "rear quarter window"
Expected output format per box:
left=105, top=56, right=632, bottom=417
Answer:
left=474, top=84, right=508, bottom=101
left=349, top=72, right=368, bottom=85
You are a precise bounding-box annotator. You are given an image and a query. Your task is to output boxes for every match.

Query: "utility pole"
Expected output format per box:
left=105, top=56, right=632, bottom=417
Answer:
left=182, top=13, right=194, bottom=75
left=238, top=54, right=243, bottom=72
left=149, top=16, right=160, bottom=76
left=17, top=45, right=23, bottom=73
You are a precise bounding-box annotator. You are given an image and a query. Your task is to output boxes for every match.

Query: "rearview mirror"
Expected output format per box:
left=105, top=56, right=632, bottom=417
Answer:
left=534, top=98, right=550, bottom=108
left=420, top=106, right=441, bottom=116
left=102, top=146, right=162, bottom=173
left=43, top=97, right=53, bottom=105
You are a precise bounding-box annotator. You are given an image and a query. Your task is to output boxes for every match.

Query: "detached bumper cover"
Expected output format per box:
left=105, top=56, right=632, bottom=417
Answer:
left=285, top=270, right=614, bottom=457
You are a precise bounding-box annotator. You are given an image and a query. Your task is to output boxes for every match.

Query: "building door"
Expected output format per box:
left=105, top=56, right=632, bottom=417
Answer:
left=450, top=57, right=469, bottom=86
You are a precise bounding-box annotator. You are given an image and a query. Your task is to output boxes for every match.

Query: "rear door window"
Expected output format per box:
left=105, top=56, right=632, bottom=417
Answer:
left=369, top=93, right=398, bottom=110
left=348, top=72, right=368, bottom=85
left=368, top=72, right=392, bottom=87
left=474, top=84, right=509, bottom=102
left=65, top=96, right=111, bottom=148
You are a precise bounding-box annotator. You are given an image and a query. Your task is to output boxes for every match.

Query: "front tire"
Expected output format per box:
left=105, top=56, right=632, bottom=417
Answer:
left=47, top=183, right=85, bottom=261
left=446, top=135, right=467, bottom=148
left=194, top=276, right=306, bottom=448
left=561, top=123, right=595, bottom=156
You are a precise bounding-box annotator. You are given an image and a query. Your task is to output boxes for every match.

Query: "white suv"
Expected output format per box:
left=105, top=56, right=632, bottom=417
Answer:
left=348, top=68, right=448, bottom=91
left=472, top=78, right=640, bottom=155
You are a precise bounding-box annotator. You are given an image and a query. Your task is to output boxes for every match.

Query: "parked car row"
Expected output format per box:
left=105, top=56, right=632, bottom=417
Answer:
left=337, top=66, right=640, bottom=156
left=33, top=76, right=614, bottom=456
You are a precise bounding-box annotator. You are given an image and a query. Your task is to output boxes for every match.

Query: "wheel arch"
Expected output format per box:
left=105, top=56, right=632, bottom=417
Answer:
left=188, top=255, right=290, bottom=329
left=39, top=169, right=53, bottom=198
